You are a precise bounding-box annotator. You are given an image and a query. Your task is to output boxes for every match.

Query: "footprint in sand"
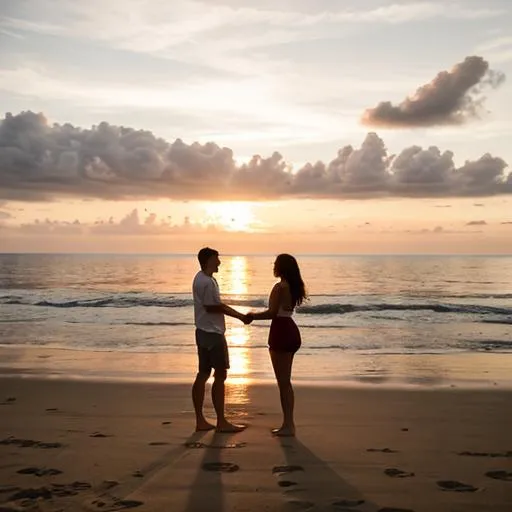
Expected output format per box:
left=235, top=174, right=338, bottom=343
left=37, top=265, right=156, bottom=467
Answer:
left=485, top=470, right=512, bottom=481
left=272, top=465, right=304, bottom=474
left=211, top=442, right=247, bottom=449
left=9, top=488, right=52, bottom=501
left=437, top=480, right=479, bottom=492
left=384, top=468, right=415, bottom=478
left=0, top=485, right=20, bottom=495
left=284, top=499, right=314, bottom=510
left=202, top=462, right=239, bottom=473
left=0, top=437, right=63, bottom=449
left=332, top=498, right=365, bottom=510
left=1, top=397, right=16, bottom=405
left=114, top=500, right=143, bottom=509
left=101, top=480, right=119, bottom=490
left=278, top=481, right=297, bottom=487
left=39, top=441, right=63, bottom=449
left=148, top=441, right=170, bottom=446
left=161, top=421, right=172, bottom=425
left=457, top=450, right=512, bottom=458
left=92, top=498, right=144, bottom=510
left=90, top=432, right=113, bottom=438
left=17, top=467, right=63, bottom=477
left=378, top=508, right=415, bottom=512
left=45, top=407, right=59, bottom=412
left=184, top=441, right=247, bottom=449
left=367, top=448, right=399, bottom=453
left=9, top=482, right=92, bottom=501
left=185, top=441, right=206, bottom=449
left=51, top=481, right=92, bottom=497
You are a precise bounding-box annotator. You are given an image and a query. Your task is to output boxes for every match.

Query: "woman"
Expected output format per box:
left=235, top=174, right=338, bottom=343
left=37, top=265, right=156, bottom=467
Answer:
left=248, top=254, right=307, bottom=437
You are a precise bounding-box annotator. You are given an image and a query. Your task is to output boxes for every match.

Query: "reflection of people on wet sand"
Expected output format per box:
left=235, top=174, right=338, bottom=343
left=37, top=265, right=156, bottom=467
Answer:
left=191, top=247, right=252, bottom=433
left=248, top=254, right=307, bottom=437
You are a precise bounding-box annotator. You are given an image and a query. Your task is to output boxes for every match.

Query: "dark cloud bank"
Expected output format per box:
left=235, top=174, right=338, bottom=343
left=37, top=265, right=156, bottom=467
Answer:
left=362, top=56, right=506, bottom=128
left=0, top=110, right=510, bottom=202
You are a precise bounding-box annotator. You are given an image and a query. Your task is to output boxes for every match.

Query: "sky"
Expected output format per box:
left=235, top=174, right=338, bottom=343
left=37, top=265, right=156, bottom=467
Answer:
left=0, top=0, right=511, bottom=254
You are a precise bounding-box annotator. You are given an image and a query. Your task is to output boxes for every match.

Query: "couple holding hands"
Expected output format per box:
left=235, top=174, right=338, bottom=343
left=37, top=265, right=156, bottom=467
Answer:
left=192, top=247, right=307, bottom=437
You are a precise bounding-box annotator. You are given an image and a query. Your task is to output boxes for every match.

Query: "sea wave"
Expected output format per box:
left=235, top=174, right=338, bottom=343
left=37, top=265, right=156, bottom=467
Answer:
left=481, top=319, right=512, bottom=325
left=0, top=295, right=267, bottom=309
left=298, top=303, right=512, bottom=316
left=474, top=339, right=512, bottom=352
left=442, top=293, right=512, bottom=299
left=2, top=294, right=511, bottom=317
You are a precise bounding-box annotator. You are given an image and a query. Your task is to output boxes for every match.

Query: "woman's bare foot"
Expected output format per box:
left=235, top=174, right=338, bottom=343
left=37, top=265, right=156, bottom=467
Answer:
left=195, top=420, right=216, bottom=432
left=216, top=421, right=247, bottom=433
left=271, top=426, right=295, bottom=437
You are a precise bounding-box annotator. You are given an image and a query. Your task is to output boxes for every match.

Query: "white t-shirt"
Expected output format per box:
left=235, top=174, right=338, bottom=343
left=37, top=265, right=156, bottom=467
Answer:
left=192, top=271, right=226, bottom=334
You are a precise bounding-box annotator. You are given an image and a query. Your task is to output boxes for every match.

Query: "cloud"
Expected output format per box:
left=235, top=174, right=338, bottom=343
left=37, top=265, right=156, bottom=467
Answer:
left=501, top=221, right=512, bottom=225
left=361, top=56, right=505, bottom=128
left=9, top=209, right=223, bottom=237
left=0, top=111, right=511, bottom=202
left=18, top=218, right=84, bottom=235
left=2, top=2, right=503, bottom=54
left=1, top=2, right=504, bottom=85
left=473, top=203, right=485, bottom=207
left=404, top=226, right=446, bottom=234
left=0, top=210, right=13, bottom=219
left=405, top=225, right=483, bottom=235
left=466, top=220, right=487, bottom=226
left=89, top=209, right=219, bottom=235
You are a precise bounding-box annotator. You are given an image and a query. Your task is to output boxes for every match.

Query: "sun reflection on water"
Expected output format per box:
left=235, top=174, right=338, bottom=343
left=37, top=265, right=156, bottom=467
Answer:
left=223, top=256, right=248, bottom=296
left=223, top=256, right=252, bottom=404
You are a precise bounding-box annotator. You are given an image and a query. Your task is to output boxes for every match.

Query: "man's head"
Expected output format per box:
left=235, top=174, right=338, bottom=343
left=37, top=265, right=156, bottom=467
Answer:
left=197, top=247, right=220, bottom=275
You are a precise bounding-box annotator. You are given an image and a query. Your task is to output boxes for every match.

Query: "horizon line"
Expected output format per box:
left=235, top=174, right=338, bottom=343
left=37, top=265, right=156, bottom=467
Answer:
left=0, top=252, right=511, bottom=257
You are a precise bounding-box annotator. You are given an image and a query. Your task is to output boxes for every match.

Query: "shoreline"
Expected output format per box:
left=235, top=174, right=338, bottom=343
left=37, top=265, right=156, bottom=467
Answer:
left=1, top=345, right=512, bottom=390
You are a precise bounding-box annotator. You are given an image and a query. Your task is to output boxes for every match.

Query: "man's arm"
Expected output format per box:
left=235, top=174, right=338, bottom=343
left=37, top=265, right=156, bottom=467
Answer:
left=204, top=303, right=248, bottom=322
left=201, top=278, right=251, bottom=323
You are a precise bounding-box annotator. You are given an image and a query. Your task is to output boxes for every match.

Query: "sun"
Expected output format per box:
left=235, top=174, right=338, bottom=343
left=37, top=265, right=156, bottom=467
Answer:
left=204, top=202, right=255, bottom=232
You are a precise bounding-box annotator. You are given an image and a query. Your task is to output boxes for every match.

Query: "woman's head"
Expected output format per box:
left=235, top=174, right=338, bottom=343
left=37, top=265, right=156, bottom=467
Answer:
left=273, top=253, right=307, bottom=307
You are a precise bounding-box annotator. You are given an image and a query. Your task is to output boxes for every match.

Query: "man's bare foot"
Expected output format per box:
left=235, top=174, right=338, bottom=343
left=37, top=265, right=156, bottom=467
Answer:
left=195, top=421, right=216, bottom=432
left=216, top=422, right=247, bottom=433
left=271, top=427, right=295, bottom=437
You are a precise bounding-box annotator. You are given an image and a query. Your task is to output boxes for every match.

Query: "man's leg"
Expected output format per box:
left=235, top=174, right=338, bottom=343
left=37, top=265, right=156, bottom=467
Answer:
left=192, top=339, right=215, bottom=431
left=212, top=368, right=245, bottom=433
left=210, top=337, right=245, bottom=433
left=192, top=371, right=215, bottom=431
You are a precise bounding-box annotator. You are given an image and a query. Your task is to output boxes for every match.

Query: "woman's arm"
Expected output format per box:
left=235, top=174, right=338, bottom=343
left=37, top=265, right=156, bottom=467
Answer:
left=249, top=283, right=281, bottom=320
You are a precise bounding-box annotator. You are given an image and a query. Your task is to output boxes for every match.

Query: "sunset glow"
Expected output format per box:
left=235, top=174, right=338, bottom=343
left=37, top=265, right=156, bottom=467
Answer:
left=203, top=202, right=256, bottom=233
left=0, top=0, right=511, bottom=254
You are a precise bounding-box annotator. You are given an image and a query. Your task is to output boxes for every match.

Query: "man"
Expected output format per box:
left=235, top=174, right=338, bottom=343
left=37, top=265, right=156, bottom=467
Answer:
left=192, top=247, right=251, bottom=433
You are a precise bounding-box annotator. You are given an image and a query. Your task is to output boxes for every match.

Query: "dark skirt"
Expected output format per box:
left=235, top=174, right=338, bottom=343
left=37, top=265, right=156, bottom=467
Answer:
left=268, top=317, right=301, bottom=353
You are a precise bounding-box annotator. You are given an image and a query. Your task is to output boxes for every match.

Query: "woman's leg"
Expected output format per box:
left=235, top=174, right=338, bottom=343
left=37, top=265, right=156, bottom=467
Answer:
left=269, top=349, right=295, bottom=436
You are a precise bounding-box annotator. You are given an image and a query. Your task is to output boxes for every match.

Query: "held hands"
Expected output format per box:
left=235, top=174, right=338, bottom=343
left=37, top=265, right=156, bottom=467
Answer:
left=242, top=312, right=254, bottom=325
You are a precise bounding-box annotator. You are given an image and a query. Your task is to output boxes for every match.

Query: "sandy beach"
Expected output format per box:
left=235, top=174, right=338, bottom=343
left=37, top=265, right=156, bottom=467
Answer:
left=1, top=376, right=511, bottom=512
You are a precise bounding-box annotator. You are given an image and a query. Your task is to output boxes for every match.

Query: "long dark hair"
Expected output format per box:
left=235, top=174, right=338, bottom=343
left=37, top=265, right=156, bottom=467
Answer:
left=274, top=254, right=307, bottom=307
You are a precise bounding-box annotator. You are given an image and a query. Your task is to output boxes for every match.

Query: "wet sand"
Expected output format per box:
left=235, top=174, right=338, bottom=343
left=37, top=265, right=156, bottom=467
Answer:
left=0, top=377, right=511, bottom=511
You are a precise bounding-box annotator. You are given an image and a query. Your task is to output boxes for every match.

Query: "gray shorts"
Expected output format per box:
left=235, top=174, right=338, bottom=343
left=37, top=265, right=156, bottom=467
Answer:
left=195, top=329, right=229, bottom=374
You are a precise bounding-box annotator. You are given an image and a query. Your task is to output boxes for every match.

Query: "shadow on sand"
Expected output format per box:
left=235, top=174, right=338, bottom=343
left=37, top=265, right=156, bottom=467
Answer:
left=183, top=431, right=239, bottom=512
left=274, top=436, right=384, bottom=512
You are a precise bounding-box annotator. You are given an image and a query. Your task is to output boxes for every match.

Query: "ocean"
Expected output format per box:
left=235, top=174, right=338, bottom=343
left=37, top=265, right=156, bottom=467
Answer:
left=1, top=253, right=511, bottom=387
